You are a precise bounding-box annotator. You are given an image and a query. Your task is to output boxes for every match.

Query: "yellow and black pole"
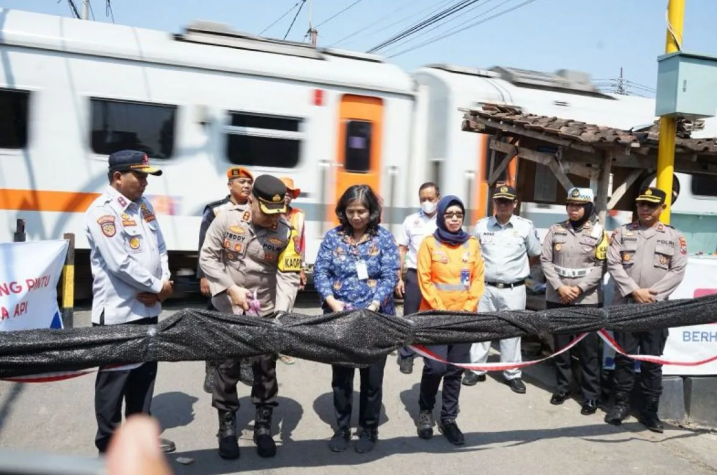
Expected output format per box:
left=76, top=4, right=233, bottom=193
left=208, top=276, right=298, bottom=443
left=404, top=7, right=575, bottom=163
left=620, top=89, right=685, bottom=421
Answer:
left=61, top=233, right=75, bottom=328
left=656, top=0, right=685, bottom=224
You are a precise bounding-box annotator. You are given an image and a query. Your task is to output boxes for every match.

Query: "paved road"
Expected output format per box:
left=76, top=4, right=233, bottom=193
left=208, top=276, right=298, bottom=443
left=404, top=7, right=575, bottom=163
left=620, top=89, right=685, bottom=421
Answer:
left=2, top=298, right=717, bottom=474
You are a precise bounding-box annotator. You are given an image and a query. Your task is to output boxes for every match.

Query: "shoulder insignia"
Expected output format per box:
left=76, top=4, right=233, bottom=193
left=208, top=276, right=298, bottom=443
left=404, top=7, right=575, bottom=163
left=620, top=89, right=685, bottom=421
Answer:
left=242, top=211, right=251, bottom=222
left=271, top=221, right=278, bottom=231
left=117, top=196, right=127, bottom=208
left=97, top=215, right=116, bottom=237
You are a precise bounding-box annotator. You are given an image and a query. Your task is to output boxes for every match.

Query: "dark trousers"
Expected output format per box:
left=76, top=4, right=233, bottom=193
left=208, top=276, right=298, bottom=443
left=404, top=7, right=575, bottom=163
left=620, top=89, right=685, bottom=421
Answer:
left=212, top=354, right=278, bottom=413
left=332, top=357, right=387, bottom=431
left=94, top=316, right=158, bottom=453
left=399, top=269, right=421, bottom=359
left=547, top=301, right=602, bottom=401
left=419, top=343, right=470, bottom=421
left=613, top=329, right=668, bottom=398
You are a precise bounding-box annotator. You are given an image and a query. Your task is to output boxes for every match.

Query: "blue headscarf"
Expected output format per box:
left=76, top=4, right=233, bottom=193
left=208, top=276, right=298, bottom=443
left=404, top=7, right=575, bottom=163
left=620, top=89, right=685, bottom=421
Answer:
left=433, top=195, right=470, bottom=246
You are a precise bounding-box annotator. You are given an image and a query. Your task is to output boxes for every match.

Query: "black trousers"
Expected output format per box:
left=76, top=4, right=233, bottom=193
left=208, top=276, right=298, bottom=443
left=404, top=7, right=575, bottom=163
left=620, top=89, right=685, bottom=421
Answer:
left=332, top=357, right=387, bottom=431
left=419, top=343, right=471, bottom=421
left=399, top=269, right=421, bottom=359
left=212, top=354, right=278, bottom=413
left=547, top=301, right=602, bottom=401
left=613, top=328, right=668, bottom=398
left=94, top=316, right=158, bottom=453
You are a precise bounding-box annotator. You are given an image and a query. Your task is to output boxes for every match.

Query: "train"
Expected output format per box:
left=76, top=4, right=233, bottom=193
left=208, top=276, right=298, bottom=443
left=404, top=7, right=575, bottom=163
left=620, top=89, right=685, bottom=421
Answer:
left=1, top=8, right=716, bottom=297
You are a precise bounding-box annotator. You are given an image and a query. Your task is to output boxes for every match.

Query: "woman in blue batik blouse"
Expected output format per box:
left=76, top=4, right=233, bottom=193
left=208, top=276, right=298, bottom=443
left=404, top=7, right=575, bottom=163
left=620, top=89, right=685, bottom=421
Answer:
left=313, top=184, right=400, bottom=455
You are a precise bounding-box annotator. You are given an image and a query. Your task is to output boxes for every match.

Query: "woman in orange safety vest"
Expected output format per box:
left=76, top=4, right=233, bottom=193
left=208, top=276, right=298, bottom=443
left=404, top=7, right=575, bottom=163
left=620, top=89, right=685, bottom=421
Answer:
left=415, top=195, right=485, bottom=446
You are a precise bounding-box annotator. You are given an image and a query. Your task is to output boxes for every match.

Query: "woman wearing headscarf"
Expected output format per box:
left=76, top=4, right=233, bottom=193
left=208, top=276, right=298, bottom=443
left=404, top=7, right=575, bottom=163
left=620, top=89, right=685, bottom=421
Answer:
left=313, top=184, right=400, bottom=454
left=414, top=195, right=485, bottom=446
left=540, top=187, right=609, bottom=416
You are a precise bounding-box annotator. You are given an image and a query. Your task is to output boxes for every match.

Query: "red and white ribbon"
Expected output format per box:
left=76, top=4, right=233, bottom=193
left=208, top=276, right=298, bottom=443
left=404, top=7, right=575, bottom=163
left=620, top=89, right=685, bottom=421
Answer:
left=597, top=329, right=717, bottom=367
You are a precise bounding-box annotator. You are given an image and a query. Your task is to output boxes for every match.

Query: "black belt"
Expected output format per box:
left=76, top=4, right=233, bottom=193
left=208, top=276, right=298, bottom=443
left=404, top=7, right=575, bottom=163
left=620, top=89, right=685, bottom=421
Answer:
left=485, top=280, right=525, bottom=289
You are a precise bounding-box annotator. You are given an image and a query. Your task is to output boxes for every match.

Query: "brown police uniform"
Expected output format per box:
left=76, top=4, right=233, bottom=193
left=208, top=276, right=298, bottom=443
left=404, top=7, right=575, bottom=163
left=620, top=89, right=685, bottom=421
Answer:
left=605, top=186, right=688, bottom=431
left=540, top=187, right=608, bottom=412
left=199, top=174, right=296, bottom=459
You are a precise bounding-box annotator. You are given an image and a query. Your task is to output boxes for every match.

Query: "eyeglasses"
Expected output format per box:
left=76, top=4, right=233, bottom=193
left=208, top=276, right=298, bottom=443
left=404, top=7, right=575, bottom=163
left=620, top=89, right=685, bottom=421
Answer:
left=444, top=212, right=464, bottom=219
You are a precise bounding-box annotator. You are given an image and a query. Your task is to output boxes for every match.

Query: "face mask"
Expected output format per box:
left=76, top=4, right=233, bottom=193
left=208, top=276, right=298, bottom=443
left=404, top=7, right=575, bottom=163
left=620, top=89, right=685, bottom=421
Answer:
left=421, top=201, right=437, bottom=214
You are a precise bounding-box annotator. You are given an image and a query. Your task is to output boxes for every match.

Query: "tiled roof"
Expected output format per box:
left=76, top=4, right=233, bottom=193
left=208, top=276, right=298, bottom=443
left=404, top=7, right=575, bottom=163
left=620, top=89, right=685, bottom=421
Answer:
left=462, top=103, right=717, bottom=154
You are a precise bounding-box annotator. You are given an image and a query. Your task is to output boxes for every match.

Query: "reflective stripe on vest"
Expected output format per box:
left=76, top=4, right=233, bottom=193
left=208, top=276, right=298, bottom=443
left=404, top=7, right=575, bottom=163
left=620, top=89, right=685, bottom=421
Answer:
left=433, top=282, right=468, bottom=291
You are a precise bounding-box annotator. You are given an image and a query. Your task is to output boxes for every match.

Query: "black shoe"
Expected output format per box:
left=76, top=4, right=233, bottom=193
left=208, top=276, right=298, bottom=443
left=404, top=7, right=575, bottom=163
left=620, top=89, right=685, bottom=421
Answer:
left=217, top=410, right=240, bottom=460
left=506, top=378, right=526, bottom=394
left=329, top=428, right=351, bottom=452
left=638, top=397, right=664, bottom=433
left=417, top=410, right=434, bottom=439
left=604, top=392, right=631, bottom=425
left=399, top=355, right=414, bottom=374
left=239, top=360, right=254, bottom=387
left=581, top=399, right=599, bottom=415
left=355, top=428, right=378, bottom=453
left=253, top=408, right=276, bottom=458
left=160, top=438, right=176, bottom=454
left=462, top=372, right=485, bottom=386
left=438, top=419, right=465, bottom=446
left=550, top=392, right=570, bottom=405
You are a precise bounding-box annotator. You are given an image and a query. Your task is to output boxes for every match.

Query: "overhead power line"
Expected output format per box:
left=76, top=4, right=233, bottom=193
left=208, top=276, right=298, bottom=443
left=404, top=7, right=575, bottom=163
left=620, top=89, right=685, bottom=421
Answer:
left=260, top=1, right=302, bottom=36
left=316, top=0, right=365, bottom=28
left=283, top=0, right=307, bottom=40
left=387, top=0, right=543, bottom=59
left=367, top=0, right=480, bottom=54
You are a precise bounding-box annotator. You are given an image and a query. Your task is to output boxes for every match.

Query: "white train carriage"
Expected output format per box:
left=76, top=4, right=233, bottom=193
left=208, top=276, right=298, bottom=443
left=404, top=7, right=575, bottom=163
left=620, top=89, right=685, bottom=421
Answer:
left=411, top=63, right=717, bottom=250
left=0, top=9, right=423, bottom=293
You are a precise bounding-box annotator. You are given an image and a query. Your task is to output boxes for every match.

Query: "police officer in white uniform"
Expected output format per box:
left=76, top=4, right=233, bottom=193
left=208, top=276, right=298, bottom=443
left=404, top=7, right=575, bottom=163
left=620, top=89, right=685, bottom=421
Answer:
left=85, top=150, right=175, bottom=454
left=463, top=185, right=542, bottom=393
left=395, top=182, right=440, bottom=374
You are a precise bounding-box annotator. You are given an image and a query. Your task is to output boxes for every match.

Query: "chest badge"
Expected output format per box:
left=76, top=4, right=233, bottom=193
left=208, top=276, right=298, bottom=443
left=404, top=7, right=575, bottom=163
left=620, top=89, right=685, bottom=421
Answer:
left=129, top=237, right=140, bottom=250
left=555, top=244, right=561, bottom=251
left=623, top=253, right=632, bottom=262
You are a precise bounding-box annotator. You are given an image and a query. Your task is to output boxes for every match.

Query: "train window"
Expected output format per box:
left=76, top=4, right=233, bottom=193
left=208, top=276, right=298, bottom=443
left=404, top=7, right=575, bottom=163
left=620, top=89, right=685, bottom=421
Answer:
left=0, top=89, right=30, bottom=149
left=225, top=112, right=302, bottom=168
left=691, top=174, right=717, bottom=197
left=344, top=120, right=372, bottom=173
left=90, top=98, right=177, bottom=159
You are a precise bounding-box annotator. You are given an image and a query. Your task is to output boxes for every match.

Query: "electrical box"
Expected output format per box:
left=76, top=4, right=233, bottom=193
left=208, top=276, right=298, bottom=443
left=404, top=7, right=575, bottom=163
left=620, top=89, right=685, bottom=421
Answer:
left=655, top=51, right=717, bottom=120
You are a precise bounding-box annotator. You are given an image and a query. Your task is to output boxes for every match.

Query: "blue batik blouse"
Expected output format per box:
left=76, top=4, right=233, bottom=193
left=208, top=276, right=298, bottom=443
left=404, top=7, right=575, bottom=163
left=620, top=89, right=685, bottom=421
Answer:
left=314, top=225, right=400, bottom=315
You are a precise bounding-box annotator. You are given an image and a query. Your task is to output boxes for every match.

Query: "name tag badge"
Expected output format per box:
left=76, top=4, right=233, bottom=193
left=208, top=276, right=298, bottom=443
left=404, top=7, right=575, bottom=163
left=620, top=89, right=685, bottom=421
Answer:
left=356, top=260, right=369, bottom=280
left=460, top=269, right=470, bottom=287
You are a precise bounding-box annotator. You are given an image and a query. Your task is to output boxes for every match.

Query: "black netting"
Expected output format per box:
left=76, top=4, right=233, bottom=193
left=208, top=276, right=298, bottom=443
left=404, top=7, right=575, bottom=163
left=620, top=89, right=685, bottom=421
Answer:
left=2, top=294, right=717, bottom=378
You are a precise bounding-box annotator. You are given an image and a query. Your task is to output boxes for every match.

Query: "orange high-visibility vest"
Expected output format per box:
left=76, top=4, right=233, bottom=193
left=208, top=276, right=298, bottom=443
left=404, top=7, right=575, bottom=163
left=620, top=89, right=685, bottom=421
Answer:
left=285, top=207, right=305, bottom=261
left=416, top=235, right=485, bottom=312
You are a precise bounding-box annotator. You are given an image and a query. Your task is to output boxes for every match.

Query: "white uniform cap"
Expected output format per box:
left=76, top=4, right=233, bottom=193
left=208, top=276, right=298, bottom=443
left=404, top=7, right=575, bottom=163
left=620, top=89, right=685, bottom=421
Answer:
left=566, top=187, right=594, bottom=203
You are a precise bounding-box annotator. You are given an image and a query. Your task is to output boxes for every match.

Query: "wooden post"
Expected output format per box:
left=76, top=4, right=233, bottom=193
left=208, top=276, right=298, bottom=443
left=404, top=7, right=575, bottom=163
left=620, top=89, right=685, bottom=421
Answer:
left=596, top=151, right=613, bottom=224
left=61, top=233, right=75, bottom=328
left=13, top=219, right=25, bottom=242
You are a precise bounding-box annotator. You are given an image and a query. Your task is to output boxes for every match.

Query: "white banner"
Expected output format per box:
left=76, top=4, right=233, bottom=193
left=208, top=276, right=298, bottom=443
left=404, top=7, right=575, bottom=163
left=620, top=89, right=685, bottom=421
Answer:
left=0, top=240, right=68, bottom=332
left=602, top=256, right=717, bottom=375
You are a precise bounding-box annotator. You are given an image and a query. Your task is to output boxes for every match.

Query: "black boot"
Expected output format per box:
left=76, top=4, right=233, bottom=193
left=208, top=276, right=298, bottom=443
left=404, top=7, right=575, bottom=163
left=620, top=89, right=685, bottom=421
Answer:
left=638, top=397, right=664, bottom=433
left=254, top=407, right=277, bottom=458
left=604, top=391, right=631, bottom=425
left=217, top=410, right=240, bottom=459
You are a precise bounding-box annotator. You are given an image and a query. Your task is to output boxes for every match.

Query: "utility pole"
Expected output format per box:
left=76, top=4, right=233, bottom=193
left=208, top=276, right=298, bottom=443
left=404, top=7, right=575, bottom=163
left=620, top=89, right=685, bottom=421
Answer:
left=615, top=67, right=627, bottom=95
left=82, top=0, right=90, bottom=20
left=656, top=0, right=684, bottom=224
left=308, top=0, right=317, bottom=46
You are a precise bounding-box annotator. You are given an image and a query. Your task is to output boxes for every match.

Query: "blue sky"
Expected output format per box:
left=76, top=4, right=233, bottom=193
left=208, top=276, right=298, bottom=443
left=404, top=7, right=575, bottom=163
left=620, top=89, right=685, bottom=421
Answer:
left=4, top=0, right=717, bottom=92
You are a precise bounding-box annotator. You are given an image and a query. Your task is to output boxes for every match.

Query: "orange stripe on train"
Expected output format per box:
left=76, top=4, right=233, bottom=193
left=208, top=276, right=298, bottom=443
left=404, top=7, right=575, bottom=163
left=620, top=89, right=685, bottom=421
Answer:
left=0, top=189, right=101, bottom=212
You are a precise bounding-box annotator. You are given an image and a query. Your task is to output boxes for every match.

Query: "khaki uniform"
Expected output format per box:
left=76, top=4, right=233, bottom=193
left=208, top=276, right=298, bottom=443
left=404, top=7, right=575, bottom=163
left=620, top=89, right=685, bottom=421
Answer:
left=607, top=220, right=688, bottom=400
left=541, top=219, right=608, bottom=305
left=199, top=205, right=296, bottom=414
left=608, top=221, right=688, bottom=304
left=540, top=218, right=608, bottom=403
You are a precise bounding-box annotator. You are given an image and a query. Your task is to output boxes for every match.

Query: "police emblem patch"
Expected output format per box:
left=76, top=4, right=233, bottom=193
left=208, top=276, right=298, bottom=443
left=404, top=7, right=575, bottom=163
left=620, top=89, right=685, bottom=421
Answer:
left=272, top=194, right=282, bottom=202
left=659, top=255, right=668, bottom=265
left=129, top=237, right=140, bottom=249
left=645, top=189, right=652, bottom=195
left=97, top=215, right=116, bottom=237
left=242, top=211, right=251, bottom=222
left=679, top=237, right=687, bottom=255
left=623, top=253, right=632, bottom=262
left=571, top=189, right=580, bottom=197
left=500, top=186, right=508, bottom=193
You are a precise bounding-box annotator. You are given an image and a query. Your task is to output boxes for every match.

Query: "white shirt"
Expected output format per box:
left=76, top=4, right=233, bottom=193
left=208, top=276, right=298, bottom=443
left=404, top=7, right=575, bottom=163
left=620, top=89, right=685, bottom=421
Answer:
left=85, top=186, right=170, bottom=325
left=397, top=211, right=438, bottom=270
left=473, top=215, right=542, bottom=283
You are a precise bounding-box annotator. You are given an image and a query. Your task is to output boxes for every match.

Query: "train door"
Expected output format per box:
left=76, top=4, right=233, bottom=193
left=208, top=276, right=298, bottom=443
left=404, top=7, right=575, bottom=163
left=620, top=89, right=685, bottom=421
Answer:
left=333, top=94, right=383, bottom=225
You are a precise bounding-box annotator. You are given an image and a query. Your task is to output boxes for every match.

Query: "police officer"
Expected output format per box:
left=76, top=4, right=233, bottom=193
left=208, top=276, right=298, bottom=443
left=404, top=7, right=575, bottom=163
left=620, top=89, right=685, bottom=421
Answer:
left=198, top=167, right=254, bottom=392
left=463, top=184, right=542, bottom=392
left=84, top=150, right=175, bottom=454
left=541, top=187, right=608, bottom=415
left=199, top=174, right=301, bottom=460
left=395, top=182, right=440, bottom=374
left=604, top=187, right=687, bottom=432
